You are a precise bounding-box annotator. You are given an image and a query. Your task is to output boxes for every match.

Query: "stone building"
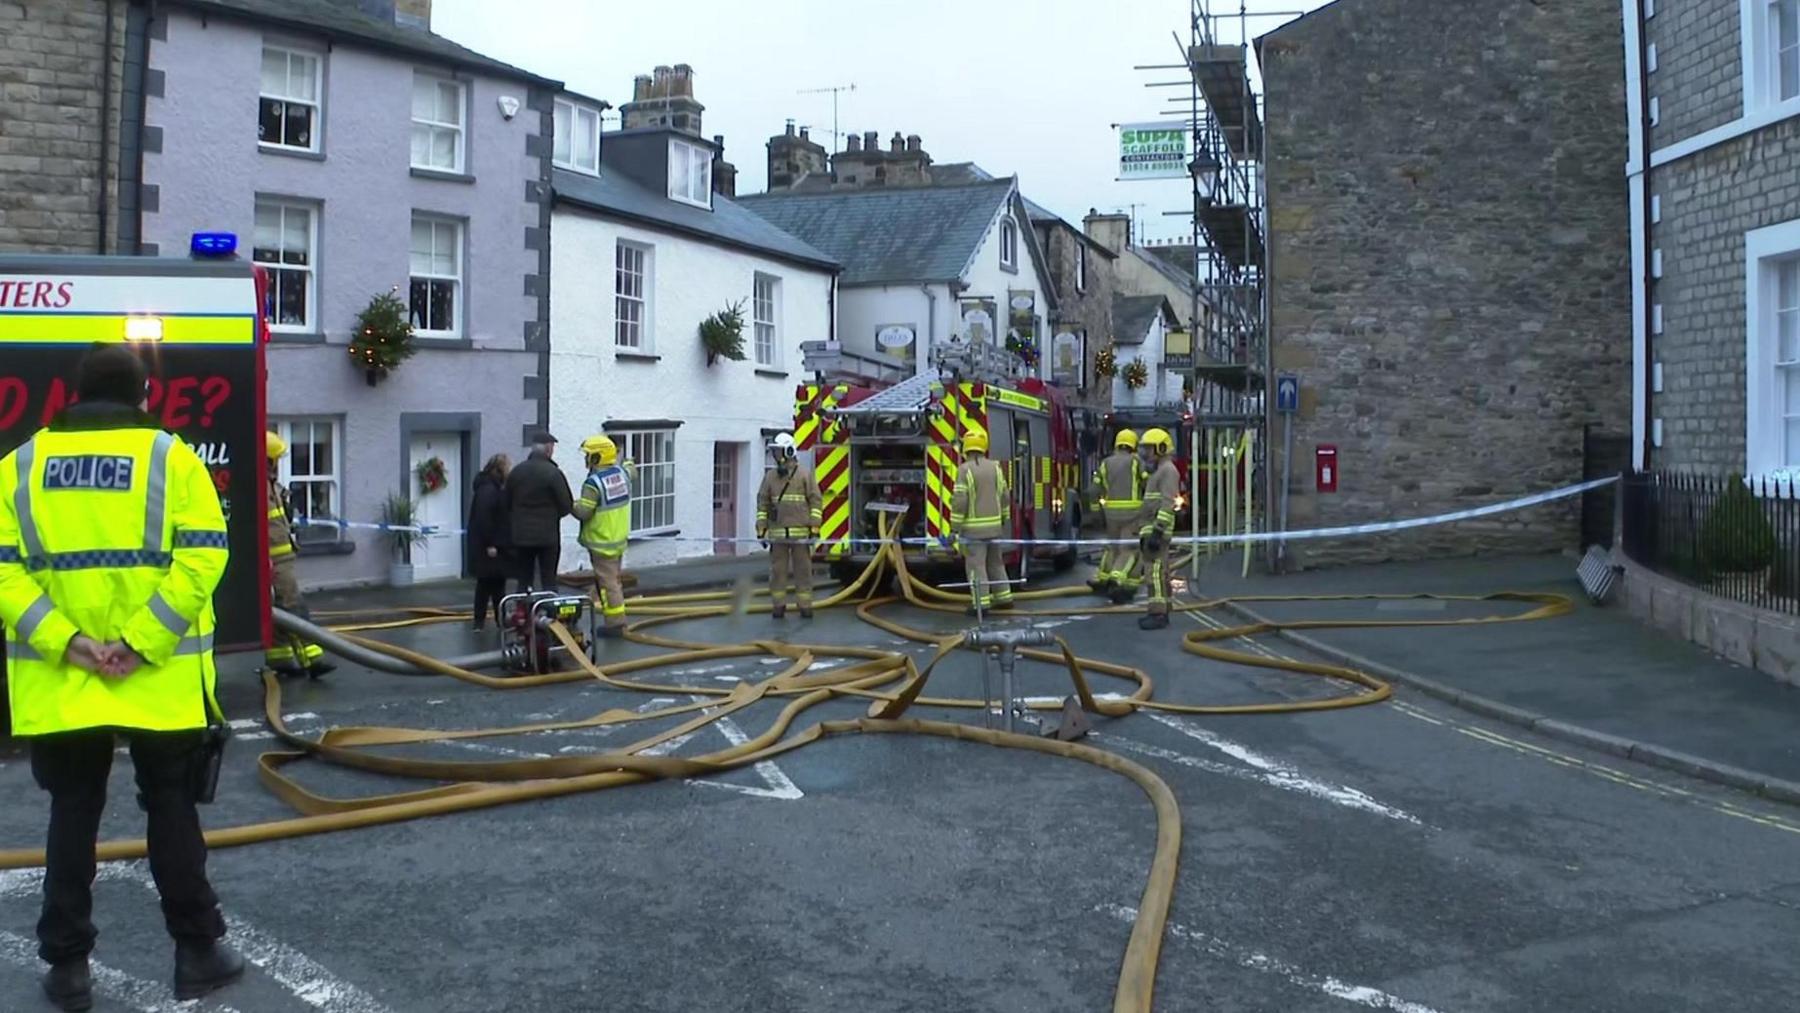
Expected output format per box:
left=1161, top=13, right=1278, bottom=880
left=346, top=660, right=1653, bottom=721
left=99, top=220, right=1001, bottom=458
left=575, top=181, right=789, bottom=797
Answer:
left=0, top=0, right=139, bottom=254
left=1259, top=0, right=1631, bottom=566
left=1627, top=0, right=1800, bottom=476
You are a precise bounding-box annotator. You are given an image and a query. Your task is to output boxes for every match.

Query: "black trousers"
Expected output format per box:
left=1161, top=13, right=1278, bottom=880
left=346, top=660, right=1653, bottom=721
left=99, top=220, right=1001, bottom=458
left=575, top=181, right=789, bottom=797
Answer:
left=29, top=729, right=226, bottom=963
left=473, top=576, right=507, bottom=627
left=512, top=544, right=561, bottom=593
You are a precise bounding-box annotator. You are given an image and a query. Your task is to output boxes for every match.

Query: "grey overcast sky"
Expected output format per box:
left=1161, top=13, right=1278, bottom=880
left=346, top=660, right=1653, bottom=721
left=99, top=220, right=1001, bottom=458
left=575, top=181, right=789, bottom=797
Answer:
left=430, top=0, right=1330, bottom=243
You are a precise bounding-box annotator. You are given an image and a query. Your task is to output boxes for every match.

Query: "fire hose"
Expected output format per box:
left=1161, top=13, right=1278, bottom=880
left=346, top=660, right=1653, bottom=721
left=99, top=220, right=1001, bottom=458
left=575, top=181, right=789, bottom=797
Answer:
left=0, top=514, right=1578, bottom=1013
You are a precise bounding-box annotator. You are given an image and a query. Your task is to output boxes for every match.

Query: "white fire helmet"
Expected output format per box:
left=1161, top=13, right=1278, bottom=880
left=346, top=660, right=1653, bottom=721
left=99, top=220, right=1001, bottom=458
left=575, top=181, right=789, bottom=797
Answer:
left=772, top=432, right=798, bottom=459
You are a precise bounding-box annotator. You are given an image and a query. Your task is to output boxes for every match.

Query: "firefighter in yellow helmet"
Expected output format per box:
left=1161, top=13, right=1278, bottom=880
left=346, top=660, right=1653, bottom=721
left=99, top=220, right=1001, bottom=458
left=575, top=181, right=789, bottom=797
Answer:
left=948, top=427, right=1013, bottom=615
left=1091, top=428, right=1147, bottom=597
left=572, top=434, right=632, bottom=637
left=1133, top=427, right=1181, bottom=628
left=0, top=345, right=245, bottom=1008
left=756, top=432, right=822, bottom=619
left=264, top=430, right=331, bottom=678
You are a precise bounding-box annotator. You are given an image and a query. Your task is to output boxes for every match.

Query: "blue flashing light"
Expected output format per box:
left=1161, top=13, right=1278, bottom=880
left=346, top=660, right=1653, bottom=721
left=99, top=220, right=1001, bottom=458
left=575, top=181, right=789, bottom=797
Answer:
left=190, top=232, right=238, bottom=257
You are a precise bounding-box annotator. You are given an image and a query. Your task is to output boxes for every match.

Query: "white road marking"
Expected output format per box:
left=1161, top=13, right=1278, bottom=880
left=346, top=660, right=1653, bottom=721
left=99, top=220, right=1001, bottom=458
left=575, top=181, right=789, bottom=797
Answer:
left=1141, top=712, right=1422, bottom=825
left=1098, top=904, right=1444, bottom=1013
left=109, top=863, right=394, bottom=1012
left=642, top=698, right=803, bottom=800
left=0, top=930, right=245, bottom=1012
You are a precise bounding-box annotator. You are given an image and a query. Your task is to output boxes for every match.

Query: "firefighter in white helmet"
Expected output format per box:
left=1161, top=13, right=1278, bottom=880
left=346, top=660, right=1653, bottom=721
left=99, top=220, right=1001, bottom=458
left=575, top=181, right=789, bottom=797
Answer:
left=756, top=432, right=822, bottom=619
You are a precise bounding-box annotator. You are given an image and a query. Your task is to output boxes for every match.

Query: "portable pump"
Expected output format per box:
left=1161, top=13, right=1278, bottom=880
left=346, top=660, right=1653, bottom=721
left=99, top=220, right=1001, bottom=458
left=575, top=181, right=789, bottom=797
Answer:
left=497, top=590, right=594, bottom=674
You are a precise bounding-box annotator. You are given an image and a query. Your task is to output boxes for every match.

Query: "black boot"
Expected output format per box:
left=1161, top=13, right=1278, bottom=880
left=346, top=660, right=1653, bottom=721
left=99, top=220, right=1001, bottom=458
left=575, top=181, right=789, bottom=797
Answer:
left=1087, top=577, right=1112, bottom=593
left=1109, top=587, right=1138, bottom=606
left=1138, top=612, right=1170, bottom=631
left=771, top=603, right=787, bottom=619
left=42, top=958, right=91, bottom=1012
left=174, top=940, right=246, bottom=1001
left=798, top=605, right=814, bottom=619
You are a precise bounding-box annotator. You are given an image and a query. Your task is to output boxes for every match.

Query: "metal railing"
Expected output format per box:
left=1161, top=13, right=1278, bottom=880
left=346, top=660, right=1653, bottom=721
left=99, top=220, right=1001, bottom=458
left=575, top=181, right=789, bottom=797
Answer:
left=1621, top=471, right=1800, bottom=615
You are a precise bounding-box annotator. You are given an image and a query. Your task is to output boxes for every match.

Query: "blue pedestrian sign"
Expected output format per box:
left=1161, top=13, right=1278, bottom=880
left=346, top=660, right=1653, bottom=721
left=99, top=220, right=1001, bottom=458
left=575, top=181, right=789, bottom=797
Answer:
left=1276, top=374, right=1300, bottom=413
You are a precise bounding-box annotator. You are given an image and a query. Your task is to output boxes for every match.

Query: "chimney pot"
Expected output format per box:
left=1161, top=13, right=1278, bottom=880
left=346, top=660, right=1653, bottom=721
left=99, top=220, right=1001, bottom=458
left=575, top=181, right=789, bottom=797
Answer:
left=633, top=74, right=652, bottom=101
left=798, top=126, right=810, bottom=140
left=785, top=119, right=796, bottom=136
left=863, top=130, right=878, bottom=151
left=890, top=131, right=904, bottom=152
left=906, top=133, right=921, bottom=153
left=846, top=134, right=861, bottom=152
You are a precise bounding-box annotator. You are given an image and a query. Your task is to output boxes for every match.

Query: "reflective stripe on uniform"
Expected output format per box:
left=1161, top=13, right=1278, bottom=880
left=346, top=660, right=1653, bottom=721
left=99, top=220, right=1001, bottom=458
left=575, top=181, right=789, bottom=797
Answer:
left=145, top=591, right=187, bottom=637
left=142, top=432, right=174, bottom=552
left=174, top=529, right=229, bottom=549
left=13, top=439, right=44, bottom=563
left=15, top=593, right=55, bottom=640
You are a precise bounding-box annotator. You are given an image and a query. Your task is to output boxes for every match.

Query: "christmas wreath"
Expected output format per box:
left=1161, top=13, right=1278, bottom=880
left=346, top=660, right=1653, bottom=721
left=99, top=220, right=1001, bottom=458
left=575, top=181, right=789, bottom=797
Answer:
left=349, top=288, right=417, bottom=384
left=1122, top=358, right=1149, bottom=390
left=1094, top=345, right=1117, bottom=379
left=416, top=456, right=448, bottom=496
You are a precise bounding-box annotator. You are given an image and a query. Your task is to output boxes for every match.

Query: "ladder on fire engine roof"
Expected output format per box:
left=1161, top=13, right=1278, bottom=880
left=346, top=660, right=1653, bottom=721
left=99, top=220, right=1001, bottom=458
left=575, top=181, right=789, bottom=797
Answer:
left=830, top=374, right=939, bottom=416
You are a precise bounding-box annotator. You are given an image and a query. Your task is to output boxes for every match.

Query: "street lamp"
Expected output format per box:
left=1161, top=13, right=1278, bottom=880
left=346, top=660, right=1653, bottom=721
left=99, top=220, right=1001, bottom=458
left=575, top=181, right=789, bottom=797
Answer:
left=1189, top=148, right=1222, bottom=206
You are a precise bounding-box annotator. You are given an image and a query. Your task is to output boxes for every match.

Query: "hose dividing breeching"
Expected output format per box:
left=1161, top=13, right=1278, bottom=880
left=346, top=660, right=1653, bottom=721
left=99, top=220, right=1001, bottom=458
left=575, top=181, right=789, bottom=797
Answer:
left=0, top=514, right=1580, bottom=1013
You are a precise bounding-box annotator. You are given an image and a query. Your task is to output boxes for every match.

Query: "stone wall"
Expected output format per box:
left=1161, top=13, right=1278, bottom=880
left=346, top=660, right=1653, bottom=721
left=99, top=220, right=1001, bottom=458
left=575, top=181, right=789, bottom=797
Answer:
left=1262, top=0, right=1631, bottom=566
left=1643, top=0, right=1742, bottom=152
left=0, top=0, right=128, bottom=254
left=1033, top=221, right=1116, bottom=412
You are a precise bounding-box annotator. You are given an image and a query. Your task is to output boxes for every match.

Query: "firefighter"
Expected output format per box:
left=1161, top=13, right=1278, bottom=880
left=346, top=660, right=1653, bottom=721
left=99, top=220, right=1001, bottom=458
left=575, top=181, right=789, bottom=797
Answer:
left=756, top=432, right=822, bottom=619
left=573, top=435, right=631, bottom=637
left=1091, top=429, right=1146, bottom=597
left=0, top=345, right=245, bottom=1008
left=949, top=428, right=1013, bottom=615
left=1135, top=427, right=1181, bottom=630
left=264, top=431, right=331, bottom=678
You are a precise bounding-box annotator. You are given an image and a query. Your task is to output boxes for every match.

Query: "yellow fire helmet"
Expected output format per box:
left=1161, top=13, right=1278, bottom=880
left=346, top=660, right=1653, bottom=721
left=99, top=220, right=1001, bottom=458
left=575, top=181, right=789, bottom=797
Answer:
left=1115, top=429, right=1139, bottom=451
left=580, top=434, right=618, bottom=465
left=1141, top=428, right=1173, bottom=456
left=266, top=430, right=287, bottom=460
left=963, top=429, right=989, bottom=455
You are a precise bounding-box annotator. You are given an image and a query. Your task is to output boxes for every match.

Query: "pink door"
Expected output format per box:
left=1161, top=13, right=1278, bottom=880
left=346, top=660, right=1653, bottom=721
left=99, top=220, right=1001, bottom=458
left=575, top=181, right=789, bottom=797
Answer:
left=713, top=443, right=738, bottom=556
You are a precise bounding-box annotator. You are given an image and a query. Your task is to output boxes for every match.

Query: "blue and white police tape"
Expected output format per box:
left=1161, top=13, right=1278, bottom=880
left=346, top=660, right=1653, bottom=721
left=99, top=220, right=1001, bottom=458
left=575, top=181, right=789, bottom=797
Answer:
left=294, top=475, right=1618, bottom=551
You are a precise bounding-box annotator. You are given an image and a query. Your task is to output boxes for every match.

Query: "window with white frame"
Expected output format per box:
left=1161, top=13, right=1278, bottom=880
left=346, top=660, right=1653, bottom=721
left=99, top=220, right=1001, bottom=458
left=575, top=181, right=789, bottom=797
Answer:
left=259, top=46, right=320, bottom=151
left=615, top=240, right=650, bottom=348
left=253, top=200, right=315, bottom=331
left=409, top=215, right=462, bottom=338
left=753, top=273, right=779, bottom=367
left=617, top=429, right=676, bottom=533
left=411, top=72, right=466, bottom=172
left=270, top=417, right=341, bottom=543
left=554, top=98, right=601, bottom=173
left=1000, top=219, right=1018, bottom=270
left=1746, top=0, right=1800, bottom=109
left=668, top=138, right=713, bottom=207
left=1075, top=241, right=1087, bottom=292
left=1746, top=218, right=1800, bottom=474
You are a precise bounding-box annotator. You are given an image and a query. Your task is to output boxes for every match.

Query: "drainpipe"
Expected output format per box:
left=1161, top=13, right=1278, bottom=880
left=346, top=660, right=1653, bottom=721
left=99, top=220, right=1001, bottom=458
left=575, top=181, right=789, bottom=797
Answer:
left=1623, top=0, right=1650, bottom=472
left=920, top=283, right=937, bottom=378
left=96, top=0, right=116, bottom=253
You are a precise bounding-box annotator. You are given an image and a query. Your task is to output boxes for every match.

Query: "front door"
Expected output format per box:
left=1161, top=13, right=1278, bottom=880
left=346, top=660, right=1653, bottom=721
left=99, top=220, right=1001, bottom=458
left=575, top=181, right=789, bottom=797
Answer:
left=713, top=443, right=738, bottom=555
left=408, top=432, right=464, bottom=581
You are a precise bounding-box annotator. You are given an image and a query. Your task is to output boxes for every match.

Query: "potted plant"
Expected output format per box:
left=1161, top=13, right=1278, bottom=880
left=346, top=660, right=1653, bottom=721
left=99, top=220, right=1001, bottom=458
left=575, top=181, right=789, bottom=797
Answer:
left=1697, top=473, right=1777, bottom=592
left=380, top=490, right=432, bottom=587
left=698, top=299, right=747, bottom=366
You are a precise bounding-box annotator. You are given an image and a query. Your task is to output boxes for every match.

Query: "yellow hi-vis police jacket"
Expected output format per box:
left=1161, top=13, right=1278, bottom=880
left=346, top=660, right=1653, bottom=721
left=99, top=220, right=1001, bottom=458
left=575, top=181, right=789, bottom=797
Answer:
left=0, top=404, right=229, bottom=736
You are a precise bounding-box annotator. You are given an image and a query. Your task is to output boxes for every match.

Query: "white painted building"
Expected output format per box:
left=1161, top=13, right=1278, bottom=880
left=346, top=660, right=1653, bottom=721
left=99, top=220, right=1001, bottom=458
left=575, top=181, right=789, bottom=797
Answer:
left=548, top=125, right=839, bottom=569
left=1110, top=295, right=1183, bottom=409
left=737, top=179, right=1057, bottom=379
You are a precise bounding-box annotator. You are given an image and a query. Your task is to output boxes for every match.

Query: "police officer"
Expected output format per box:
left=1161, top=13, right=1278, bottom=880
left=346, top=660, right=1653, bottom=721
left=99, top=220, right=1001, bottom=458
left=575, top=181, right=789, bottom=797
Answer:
left=1135, top=427, right=1181, bottom=630
left=949, top=429, right=1013, bottom=615
left=263, top=431, right=331, bottom=678
left=572, top=435, right=632, bottom=637
left=1091, top=429, right=1146, bottom=598
left=0, top=345, right=244, bottom=1009
left=755, top=433, right=822, bottom=619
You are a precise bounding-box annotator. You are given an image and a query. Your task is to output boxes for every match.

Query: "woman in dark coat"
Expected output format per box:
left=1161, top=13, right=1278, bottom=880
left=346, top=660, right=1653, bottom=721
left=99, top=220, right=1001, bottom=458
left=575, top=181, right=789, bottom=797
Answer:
left=467, top=454, right=512, bottom=631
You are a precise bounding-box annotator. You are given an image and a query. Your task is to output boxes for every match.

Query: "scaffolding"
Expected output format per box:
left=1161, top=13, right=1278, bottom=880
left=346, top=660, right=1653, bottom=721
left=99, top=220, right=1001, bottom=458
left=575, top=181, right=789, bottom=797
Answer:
left=1135, top=0, right=1285, bottom=572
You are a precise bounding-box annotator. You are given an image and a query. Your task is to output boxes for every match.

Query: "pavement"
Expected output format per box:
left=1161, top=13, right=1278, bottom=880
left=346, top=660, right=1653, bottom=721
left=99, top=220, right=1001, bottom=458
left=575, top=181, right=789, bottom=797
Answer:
left=1189, top=552, right=1800, bottom=799
left=0, top=554, right=1798, bottom=1011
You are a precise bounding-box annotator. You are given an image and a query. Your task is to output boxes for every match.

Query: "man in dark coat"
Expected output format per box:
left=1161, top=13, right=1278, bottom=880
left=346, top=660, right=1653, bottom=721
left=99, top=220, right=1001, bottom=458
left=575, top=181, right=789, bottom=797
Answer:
left=504, top=431, right=573, bottom=593
left=466, top=454, right=513, bottom=631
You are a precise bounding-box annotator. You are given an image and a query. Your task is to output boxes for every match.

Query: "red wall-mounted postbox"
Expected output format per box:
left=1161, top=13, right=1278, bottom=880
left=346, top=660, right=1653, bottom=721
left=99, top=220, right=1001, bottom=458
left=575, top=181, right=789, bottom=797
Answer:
left=1316, top=445, right=1338, bottom=493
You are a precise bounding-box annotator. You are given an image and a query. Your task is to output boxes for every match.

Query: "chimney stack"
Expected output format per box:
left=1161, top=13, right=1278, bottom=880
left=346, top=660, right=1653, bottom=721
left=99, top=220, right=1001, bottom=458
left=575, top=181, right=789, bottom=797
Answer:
left=863, top=130, right=878, bottom=152
left=767, top=117, right=829, bottom=190
left=711, top=134, right=736, bottom=198
left=784, top=119, right=796, bottom=137
left=620, top=62, right=706, bottom=136
left=890, top=131, right=904, bottom=152
left=906, top=134, right=921, bottom=153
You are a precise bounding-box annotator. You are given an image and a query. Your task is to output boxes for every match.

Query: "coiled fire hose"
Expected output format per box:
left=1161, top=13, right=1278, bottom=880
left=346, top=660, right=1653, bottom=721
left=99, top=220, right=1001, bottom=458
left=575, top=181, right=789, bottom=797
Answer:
left=0, top=513, right=1577, bottom=1013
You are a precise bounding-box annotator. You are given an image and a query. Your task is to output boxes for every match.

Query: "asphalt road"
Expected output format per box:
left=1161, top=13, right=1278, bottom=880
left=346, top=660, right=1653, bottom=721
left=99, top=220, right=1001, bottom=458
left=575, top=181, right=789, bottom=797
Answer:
left=2, top=577, right=1798, bottom=1012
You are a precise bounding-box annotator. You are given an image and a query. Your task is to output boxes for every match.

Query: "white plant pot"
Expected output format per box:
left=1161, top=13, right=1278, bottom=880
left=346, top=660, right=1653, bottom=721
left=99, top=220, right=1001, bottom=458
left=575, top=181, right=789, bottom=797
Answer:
left=389, top=562, right=415, bottom=588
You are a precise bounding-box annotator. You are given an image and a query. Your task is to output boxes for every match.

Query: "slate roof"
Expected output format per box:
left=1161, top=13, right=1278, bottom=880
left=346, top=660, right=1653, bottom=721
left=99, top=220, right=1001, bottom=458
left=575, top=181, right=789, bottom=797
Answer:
left=553, top=169, right=839, bottom=273
left=735, top=181, right=1016, bottom=286
left=165, top=0, right=558, bottom=86
left=1112, top=295, right=1176, bottom=344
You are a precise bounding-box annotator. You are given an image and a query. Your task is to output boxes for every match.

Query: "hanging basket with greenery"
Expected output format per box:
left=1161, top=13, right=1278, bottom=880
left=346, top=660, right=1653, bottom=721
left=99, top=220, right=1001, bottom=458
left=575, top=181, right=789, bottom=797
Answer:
left=349, top=288, right=417, bottom=385
left=1004, top=329, right=1038, bottom=368
left=699, top=299, right=747, bottom=366
left=1094, top=345, right=1118, bottom=379
left=415, top=456, right=448, bottom=496
left=1122, top=357, right=1149, bottom=390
